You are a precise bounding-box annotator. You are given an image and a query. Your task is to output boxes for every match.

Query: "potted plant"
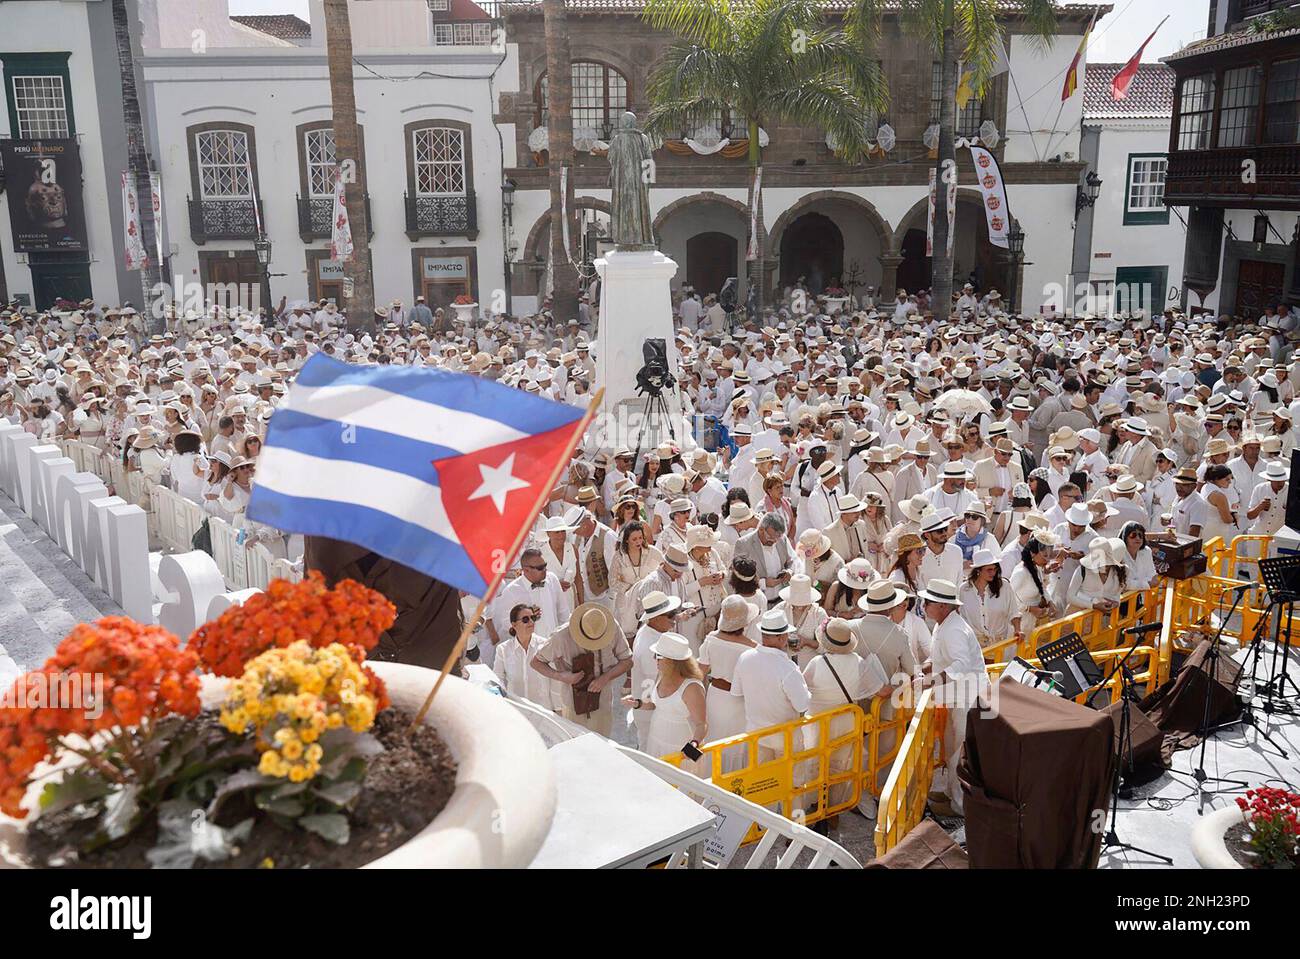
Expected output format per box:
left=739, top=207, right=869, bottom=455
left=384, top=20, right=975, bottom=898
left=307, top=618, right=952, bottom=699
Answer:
left=1192, top=787, right=1300, bottom=869
left=0, top=574, right=555, bottom=869
left=451, top=293, right=478, bottom=323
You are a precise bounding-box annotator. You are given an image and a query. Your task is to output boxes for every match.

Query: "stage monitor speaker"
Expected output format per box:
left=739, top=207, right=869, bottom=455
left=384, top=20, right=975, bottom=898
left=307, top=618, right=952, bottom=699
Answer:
left=1101, top=699, right=1165, bottom=786
left=1138, top=640, right=1243, bottom=756
left=1285, top=449, right=1300, bottom=531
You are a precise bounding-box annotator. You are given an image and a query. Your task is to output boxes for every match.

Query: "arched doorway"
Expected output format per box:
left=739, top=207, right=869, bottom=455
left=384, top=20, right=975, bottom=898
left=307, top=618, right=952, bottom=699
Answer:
left=897, top=228, right=929, bottom=294
left=779, top=212, right=844, bottom=294
left=893, top=193, right=1011, bottom=299
left=686, top=232, right=738, bottom=296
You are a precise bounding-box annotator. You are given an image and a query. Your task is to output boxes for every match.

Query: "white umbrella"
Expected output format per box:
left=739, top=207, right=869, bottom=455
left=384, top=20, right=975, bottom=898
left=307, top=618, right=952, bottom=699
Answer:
left=934, top=389, right=992, bottom=420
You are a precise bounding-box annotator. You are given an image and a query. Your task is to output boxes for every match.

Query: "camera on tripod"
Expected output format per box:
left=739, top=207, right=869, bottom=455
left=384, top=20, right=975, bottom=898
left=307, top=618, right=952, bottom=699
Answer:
left=635, top=338, right=676, bottom=398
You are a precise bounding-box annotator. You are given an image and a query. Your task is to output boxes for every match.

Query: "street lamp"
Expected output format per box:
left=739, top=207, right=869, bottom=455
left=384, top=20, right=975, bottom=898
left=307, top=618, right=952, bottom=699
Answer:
left=254, top=234, right=272, bottom=317
left=1075, top=170, right=1102, bottom=216
left=1006, top=219, right=1025, bottom=314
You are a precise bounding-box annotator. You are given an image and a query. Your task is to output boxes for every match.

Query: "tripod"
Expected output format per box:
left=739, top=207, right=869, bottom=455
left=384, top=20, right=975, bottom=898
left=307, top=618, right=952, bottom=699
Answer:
left=630, top=387, right=678, bottom=469
left=1242, top=591, right=1300, bottom=717
left=1089, top=629, right=1173, bottom=863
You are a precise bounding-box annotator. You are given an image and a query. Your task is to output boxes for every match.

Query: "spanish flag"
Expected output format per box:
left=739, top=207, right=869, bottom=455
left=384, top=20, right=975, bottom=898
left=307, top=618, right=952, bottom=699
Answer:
left=1061, top=25, right=1090, bottom=101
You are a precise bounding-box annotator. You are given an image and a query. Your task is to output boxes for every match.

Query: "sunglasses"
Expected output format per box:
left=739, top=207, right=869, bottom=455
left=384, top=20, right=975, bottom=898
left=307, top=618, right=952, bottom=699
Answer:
left=516, top=614, right=535, bottom=624
left=524, top=562, right=547, bottom=571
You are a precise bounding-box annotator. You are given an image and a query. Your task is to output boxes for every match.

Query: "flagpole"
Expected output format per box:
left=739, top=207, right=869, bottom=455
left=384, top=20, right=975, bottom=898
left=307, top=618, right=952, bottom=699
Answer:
left=410, top=387, right=607, bottom=730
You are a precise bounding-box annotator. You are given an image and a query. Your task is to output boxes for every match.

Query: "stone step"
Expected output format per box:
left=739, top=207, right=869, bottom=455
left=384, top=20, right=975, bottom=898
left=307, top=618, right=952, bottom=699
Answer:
left=0, top=574, right=58, bottom=674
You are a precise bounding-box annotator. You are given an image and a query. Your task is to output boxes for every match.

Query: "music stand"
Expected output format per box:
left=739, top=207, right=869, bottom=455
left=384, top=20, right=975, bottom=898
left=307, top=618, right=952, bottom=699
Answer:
left=1036, top=632, right=1104, bottom=701
left=1245, top=555, right=1300, bottom=714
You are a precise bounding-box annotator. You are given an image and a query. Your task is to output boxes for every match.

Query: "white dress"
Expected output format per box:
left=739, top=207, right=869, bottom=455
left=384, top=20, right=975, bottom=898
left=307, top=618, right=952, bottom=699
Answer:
left=645, top=678, right=705, bottom=773
left=1202, top=484, right=1240, bottom=546
left=698, top=632, right=753, bottom=772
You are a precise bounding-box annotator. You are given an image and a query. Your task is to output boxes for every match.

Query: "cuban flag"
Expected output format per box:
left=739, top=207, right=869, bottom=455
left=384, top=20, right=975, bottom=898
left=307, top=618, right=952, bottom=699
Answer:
left=247, top=354, right=588, bottom=597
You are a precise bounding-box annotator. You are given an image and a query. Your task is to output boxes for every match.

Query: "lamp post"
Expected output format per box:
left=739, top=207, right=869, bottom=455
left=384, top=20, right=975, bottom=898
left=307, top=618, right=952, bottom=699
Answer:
left=1075, top=170, right=1102, bottom=217
left=254, top=234, right=273, bottom=318
left=502, top=178, right=516, bottom=315
left=1006, top=218, right=1025, bottom=315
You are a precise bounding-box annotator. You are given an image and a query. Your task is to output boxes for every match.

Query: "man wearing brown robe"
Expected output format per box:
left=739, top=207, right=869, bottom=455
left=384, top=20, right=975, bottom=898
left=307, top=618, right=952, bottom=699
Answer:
left=305, top=535, right=463, bottom=668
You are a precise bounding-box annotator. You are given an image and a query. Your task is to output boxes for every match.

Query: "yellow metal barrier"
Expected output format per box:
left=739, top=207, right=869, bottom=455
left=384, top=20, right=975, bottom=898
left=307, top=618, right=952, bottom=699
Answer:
left=874, top=688, right=944, bottom=858
left=987, top=645, right=1158, bottom=705
left=981, top=585, right=1163, bottom=666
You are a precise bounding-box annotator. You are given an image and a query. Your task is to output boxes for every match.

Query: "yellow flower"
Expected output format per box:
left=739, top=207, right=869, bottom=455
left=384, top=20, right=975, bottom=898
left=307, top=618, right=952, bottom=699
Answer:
left=280, top=738, right=303, bottom=760
left=259, top=749, right=283, bottom=776
left=288, top=765, right=309, bottom=783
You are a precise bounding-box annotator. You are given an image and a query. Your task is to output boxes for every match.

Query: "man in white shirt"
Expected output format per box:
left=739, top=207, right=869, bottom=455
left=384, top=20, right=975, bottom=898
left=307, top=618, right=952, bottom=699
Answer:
left=920, top=579, right=989, bottom=814
left=1172, top=468, right=1207, bottom=537
left=487, top=546, right=573, bottom=658
left=918, top=510, right=963, bottom=585
left=1246, top=460, right=1289, bottom=536
left=731, top=609, right=812, bottom=761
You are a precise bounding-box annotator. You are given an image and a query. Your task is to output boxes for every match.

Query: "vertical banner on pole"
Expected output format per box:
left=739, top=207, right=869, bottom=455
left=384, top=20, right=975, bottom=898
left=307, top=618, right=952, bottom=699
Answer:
left=747, top=166, right=763, bottom=261
left=969, top=144, right=1011, bottom=249
left=330, top=170, right=354, bottom=263
left=121, top=171, right=148, bottom=271
left=149, top=172, right=164, bottom=268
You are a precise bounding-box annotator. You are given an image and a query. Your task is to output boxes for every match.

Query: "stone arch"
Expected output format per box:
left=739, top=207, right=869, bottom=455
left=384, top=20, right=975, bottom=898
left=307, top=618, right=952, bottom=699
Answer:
left=766, top=190, right=894, bottom=259
left=892, top=186, right=986, bottom=252
left=652, top=191, right=750, bottom=234
left=522, top=197, right=612, bottom=264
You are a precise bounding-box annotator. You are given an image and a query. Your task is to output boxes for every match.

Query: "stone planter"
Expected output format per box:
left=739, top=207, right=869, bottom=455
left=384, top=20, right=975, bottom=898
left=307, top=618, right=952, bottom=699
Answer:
left=0, top=661, right=556, bottom=869
left=452, top=302, right=478, bottom=324
left=823, top=296, right=849, bottom=315
left=1191, top=804, right=1247, bottom=870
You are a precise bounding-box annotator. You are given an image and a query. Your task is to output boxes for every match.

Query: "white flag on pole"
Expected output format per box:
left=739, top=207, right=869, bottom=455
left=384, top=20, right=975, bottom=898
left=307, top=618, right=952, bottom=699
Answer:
left=330, top=169, right=354, bottom=263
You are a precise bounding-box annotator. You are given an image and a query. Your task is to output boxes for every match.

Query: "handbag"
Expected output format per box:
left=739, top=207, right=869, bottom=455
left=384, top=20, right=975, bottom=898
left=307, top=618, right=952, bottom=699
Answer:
left=192, top=517, right=213, bottom=556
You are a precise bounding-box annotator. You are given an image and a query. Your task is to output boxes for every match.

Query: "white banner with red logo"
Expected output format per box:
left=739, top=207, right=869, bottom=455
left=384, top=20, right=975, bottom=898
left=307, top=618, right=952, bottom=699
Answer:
left=926, top=166, right=955, bottom=257
left=969, top=144, right=1010, bottom=249
left=121, top=171, right=148, bottom=271
left=747, top=165, right=762, bottom=261
left=149, top=172, right=164, bottom=267
left=330, top=169, right=354, bottom=263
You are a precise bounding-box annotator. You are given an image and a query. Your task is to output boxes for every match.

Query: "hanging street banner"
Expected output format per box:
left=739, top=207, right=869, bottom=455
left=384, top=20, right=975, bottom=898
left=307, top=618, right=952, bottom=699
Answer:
left=0, top=139, right=89, bottom=253
left=330, top=169, right=354, bottom=263
left=122, top=171, right=148, bottom=271
left=150, top=172, right=165, bottom=267
left=969, top=144, right=1011, bottom=249
left=926, top=166, right=955, bottom=258
left=747, top=166, right=762, bottom=261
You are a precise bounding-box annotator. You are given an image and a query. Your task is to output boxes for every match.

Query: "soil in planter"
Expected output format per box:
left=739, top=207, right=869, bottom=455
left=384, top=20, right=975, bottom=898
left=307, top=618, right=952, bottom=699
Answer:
left=1225, top=823, right=1257, bottom=869
left=27, top=707, right=456, bottom=869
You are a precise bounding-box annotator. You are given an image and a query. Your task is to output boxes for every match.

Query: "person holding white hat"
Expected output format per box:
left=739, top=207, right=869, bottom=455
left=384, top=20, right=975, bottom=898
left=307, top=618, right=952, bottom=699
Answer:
left=699, top=595, right=761, bottom=771
left=959, top=547, right=1022, bottom=657
left=624, top=631, right=707, bottom=771
left=1246, top=458, right=1290, bottom=536
left=1064, top=538, right=1127, bottom=615
left=917, top=578, right=988, bottom=815
left=731, top=609, right=812, bottom=763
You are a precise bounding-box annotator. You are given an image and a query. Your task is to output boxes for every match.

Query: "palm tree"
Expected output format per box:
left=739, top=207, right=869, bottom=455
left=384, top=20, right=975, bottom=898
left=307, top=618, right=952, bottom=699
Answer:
left=323, top=0, right=375, bottom=331
left=543, top=0, right=579, bottom=322
left=111, top=0, right=163, bottom=327
left=643, top=0, right=887, bottom=313
left=847, top=0, right=1058, bottom=317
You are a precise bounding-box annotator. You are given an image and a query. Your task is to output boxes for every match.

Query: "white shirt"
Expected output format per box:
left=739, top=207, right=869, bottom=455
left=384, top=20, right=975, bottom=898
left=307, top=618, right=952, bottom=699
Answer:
left=929, top=612, right=990, bottom=707
left=918, top=542, right=963, bottom=586
left=959, top=581, right=1022, bottom=645
left=493, top=572, right=571, bottom=639
left=1173, top=491, right=1208, bottom=536
left=1248, top=480, right=1288, bottom=536
left=492, top=634, right=557, bottom=710
left=731, top=643, right=812, bottom=732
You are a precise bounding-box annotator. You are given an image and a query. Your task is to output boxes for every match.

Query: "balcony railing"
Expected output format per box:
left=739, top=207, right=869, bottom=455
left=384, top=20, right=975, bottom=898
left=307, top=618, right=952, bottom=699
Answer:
left=188, top=197, right=260, bottom=244
left=297, top=194, right=374, bottom=241
left=1164, top=143, right=1300, bottom=208
left=404, top=190, right=477, bottom=239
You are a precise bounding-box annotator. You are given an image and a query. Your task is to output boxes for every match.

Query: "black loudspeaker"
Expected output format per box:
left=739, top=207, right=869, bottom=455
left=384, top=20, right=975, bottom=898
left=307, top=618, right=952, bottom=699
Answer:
left=1284, top=449, right=1300, bottom=531
left=1101, top=700, right=1166, bottom=785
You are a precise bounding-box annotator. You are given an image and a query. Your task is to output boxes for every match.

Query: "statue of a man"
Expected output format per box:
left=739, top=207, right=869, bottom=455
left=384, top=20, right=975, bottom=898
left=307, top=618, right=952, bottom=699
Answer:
left=608, top=111, right=655, bottom=250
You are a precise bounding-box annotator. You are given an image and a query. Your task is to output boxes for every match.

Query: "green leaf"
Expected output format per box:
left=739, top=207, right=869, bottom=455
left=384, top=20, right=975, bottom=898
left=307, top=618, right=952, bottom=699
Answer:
left=312, top=779, right=362, bottom=808
left=38, top=770, right=111, bottom=816
left=299, top=813, right=350, bottom=845
left=254, top=793, right=306, bottom=817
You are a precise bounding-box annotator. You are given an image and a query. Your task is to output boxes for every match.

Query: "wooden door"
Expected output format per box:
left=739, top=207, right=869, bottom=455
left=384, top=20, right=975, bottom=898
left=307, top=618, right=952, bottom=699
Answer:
left=1235, top=260, right=1285, bottom=319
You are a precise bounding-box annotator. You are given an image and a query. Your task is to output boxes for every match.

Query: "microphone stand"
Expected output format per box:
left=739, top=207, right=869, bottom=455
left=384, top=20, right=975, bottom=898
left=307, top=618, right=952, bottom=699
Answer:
left=1087, top=624, right=1172, bottom=863
left=1186, top=583, right=1251, bottom=815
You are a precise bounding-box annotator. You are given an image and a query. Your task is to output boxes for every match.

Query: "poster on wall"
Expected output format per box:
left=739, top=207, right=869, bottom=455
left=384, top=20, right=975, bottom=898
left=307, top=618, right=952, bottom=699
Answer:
left=0, top=139, right=88, bottom=253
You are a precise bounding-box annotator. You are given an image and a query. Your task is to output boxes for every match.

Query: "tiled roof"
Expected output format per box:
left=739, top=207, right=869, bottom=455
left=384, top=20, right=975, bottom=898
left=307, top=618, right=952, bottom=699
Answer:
left=503, top=0, right=1106, bottom=17
left=1165, top=23, right=1300, bottom=62
left=1083, top=62, right=1174, bottom=119
left=230, top=14, right=312, bottom=41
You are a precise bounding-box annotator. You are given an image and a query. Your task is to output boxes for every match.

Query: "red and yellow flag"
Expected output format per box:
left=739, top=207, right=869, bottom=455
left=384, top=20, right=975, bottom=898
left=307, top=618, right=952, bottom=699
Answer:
left=1061, top=25, right=1090, bottom=101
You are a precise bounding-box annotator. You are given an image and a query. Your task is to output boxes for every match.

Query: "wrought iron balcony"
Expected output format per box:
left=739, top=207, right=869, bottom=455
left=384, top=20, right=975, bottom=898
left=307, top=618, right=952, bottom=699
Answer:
left=1164, top=143, right=1300, bottom=210
left=297, top=193, right=374, bottom=241
left=188, top=197, right=260, bottom=244
left=404, top=190, right=477, bottom=240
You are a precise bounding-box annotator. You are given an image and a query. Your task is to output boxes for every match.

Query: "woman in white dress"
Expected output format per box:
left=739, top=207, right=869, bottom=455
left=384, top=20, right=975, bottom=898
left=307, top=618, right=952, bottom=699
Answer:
left=859, top=491, right=892, bottom=569
left=219, top=456, right=255, bottom=523
left=959, top=547, right=1022, bottom=658
left=1200, top=464, right=1240, bottom=547
left=698, top=595, right=760, bottom=772
left=169, top=429, right=208, bottom=504
left=1065, top=538, right=1127, bottom=615
left=1010, top=529, right=1063, bottom=640
left=201, top=453, right=231, bottom=517
left=492, top=603, right=560, bottom=711
left=776, top=574, right=826, bottom=670
left=801, top=618, right=890, bottom=815
left=1119, top=522, right=1158, bottom=590
left=627, top=632, right=707, bottom=776
left=610, top=521, right=662, bottom=637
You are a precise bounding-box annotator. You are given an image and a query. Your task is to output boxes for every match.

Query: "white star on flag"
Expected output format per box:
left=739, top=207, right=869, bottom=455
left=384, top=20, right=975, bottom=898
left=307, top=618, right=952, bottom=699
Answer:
left=467, top=452, right=531, bottom=514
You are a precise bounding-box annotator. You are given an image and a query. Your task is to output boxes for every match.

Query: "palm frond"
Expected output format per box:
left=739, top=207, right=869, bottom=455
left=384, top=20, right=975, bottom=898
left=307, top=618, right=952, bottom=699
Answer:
left=642, top=0, right=735, bottom=48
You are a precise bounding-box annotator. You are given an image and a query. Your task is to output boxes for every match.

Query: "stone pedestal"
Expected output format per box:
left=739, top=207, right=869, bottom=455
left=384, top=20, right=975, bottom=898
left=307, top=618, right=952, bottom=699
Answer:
left=594, top=249, right=686, bottom=453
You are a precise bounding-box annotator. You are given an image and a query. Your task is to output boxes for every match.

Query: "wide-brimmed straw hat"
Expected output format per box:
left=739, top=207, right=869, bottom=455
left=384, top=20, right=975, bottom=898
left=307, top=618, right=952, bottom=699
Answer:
left=779, top=573, right=822, bottom=605
left=860, top=580, right=909, bottom=613
left=570, top=603, right=617, bottom=651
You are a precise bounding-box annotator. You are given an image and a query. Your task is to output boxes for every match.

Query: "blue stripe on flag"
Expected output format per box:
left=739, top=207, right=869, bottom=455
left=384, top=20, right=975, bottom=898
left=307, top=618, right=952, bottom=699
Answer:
left=263, top=408, right=453, bottom=484
left=294, top=354, right=585, bottom=435
left=247, top=485, right=487, bottom=595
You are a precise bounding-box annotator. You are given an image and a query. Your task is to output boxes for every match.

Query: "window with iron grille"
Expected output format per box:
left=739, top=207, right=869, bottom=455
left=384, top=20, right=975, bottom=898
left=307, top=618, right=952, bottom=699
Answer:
left=1264, top=57, right=1300, bottom=145
left=12, top=75, right=70, bottom=138
left=434, top=21, right=494, bottom=45
left=1217, top=66, right=1260, bottom=147
left=1176, top=73, right=1215, bottom=150
left=538, top=61, right=629, bottom=135
left=196, top=129, right=253, bottom=198
left=304, top=128, right=337, bottom=198
left=931, top=62, right=981, bottom=138
left=413, top=126, right=466, bottom=196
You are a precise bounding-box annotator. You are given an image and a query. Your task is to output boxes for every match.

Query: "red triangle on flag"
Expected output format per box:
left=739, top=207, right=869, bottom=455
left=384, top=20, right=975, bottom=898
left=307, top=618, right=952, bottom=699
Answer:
left=431, top=422, right=582, bottom=586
